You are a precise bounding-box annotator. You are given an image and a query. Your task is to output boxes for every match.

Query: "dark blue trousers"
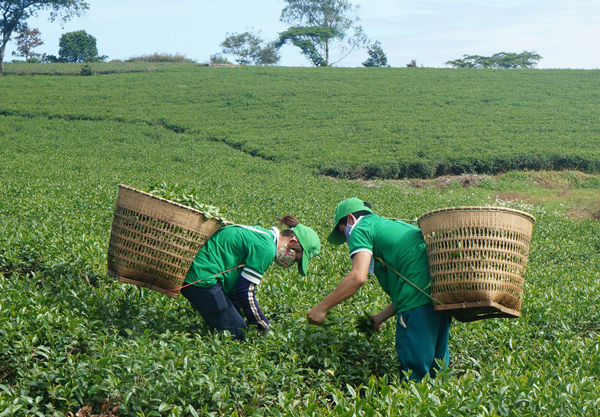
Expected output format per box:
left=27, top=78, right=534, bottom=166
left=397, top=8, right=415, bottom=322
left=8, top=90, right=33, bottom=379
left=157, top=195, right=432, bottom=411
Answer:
left=181, top=284, right=247, bottom=341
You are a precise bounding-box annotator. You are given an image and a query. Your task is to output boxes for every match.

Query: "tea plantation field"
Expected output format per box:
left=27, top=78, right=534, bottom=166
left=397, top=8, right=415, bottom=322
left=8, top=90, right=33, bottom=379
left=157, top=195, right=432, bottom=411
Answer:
left=2, top=63, right=600, bottom=179
left=1, top=64, right=600, bottom=416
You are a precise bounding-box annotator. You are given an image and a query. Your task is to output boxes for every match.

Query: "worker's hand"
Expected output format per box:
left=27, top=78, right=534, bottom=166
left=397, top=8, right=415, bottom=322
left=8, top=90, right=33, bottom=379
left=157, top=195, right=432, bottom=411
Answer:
left=307, top=306, right=327, bottom=325
left=261, top=327, right=274, bottom=337
left=372, top=313, right=384, bottom=332
left=372, top=302, right=396, bottom=332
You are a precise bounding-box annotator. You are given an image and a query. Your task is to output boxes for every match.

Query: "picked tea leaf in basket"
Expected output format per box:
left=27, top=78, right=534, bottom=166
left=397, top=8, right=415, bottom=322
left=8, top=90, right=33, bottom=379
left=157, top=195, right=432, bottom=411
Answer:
left=107, top=184, right=224, bottom=298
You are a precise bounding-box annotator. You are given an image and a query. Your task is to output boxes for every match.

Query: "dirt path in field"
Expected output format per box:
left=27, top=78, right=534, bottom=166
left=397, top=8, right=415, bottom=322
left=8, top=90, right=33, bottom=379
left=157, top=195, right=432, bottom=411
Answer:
left=339, top=172, right=600, bottom=221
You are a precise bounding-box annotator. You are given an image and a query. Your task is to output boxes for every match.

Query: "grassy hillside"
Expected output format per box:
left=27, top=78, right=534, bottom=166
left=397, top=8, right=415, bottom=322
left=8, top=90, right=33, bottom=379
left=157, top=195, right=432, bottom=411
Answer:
left=1, top=64, right=599, bottom=416
left=2, top=63, right=599, bottom=179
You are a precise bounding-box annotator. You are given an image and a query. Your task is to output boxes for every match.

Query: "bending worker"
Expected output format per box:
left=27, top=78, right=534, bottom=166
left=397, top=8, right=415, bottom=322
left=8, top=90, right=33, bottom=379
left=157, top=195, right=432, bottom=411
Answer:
left=307, top=198, right=451, bottom=380
left=182, top=215, right=320, bottom=341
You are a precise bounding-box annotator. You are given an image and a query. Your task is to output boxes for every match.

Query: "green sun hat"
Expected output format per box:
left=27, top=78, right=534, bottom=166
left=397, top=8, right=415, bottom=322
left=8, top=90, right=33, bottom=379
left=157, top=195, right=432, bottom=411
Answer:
left=327, top=198, right=373, bottom=245
left=292, top=224, right=321, bottom=276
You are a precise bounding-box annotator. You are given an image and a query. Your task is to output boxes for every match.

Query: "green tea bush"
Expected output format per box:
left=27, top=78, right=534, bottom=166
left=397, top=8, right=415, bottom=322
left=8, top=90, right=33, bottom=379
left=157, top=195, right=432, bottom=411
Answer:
left=125, top=53, right=195, bottom=63
left=80, top=64, right=94, bottom=76
left=2, top=65, right=599, bottom=179
left=1, top=67, right=599, bottom=416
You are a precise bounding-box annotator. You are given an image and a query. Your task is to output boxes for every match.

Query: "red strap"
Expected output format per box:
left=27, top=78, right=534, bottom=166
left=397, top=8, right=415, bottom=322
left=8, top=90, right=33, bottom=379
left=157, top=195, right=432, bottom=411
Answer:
left=170, top=264, right=246, bottom=292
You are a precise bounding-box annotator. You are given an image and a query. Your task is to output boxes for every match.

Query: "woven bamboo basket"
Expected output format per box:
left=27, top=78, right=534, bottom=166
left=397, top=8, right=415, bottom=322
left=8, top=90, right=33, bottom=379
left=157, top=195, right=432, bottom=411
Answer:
left=417, top=206, right=535, bottom=322
left=107, top=184, right=223, bottom=298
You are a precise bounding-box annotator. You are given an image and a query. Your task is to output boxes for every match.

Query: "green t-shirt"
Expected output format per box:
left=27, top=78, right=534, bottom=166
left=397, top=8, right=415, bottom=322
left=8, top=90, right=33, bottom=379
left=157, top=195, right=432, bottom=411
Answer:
left=184, top=225, right=276, bottom=293
left=348, top=214, right=431, bottom=313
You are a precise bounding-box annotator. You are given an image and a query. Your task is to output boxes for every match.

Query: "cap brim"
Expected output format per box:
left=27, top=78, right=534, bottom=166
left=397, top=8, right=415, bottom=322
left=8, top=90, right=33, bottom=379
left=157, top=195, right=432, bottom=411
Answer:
left=298, top=255, right=308, bottom=276
left=293, top=224, right=319, bottom=276
left=327, top=228, right=346, bottom=245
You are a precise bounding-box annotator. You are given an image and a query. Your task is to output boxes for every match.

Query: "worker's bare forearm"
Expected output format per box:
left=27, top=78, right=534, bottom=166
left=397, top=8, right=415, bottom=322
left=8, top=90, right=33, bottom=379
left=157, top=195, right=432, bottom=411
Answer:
left=315, top=272, right=367, bottom=311
left=377, top=302, right=397, bottom=322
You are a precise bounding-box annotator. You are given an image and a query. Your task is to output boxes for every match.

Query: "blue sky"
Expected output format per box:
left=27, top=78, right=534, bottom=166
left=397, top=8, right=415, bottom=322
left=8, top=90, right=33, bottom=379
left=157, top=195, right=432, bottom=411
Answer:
left=5, top=0, right=599, bottom=68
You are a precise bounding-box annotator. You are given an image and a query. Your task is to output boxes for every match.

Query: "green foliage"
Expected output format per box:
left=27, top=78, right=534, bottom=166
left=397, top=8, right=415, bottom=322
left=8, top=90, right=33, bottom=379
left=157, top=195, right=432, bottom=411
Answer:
left=3, top=60, right=197, bottom=75
left=279, top=0, right=368, bottom=66
left=221, top=31, right=280, bottom=66
left=446, top=51, right=543, bottom=69
left=277, top=26, right=342, bottom=67
left=0, top=68, right=599, bottom=415
left=209, top=53, right=232, bottom=65
left=1, top=65, right=600, bottom=179
left=79, top=63, right=93, bottom=76
left=362, top=41, right=388, bottom=67
left=1, top=66, right=599, bottom=179
left=147, top=182, right=227, bottom=222
left=125, top=52, right=195, bottom=63
left=11, top=26, right=45, bottom=61
left=0, top=0, right=89, bottom=73
left=355, top=312, right=376, bottom=336
left=58, top=30, right=99, bottom=63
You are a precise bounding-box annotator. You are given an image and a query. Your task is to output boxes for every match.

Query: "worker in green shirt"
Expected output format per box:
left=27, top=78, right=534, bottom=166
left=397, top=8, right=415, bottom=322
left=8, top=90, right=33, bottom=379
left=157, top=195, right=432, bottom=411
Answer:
left=182, top=215, right=320, bottom=341
left=307, top=198, right=451, bottom=381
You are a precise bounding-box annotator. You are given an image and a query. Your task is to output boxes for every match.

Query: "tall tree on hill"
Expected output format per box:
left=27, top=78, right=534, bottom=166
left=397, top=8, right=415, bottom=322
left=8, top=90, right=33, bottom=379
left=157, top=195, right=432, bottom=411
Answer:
left=220, top=31, right=280, bottom=66
left=362, top=40, right=388, bottom=67
left=12, top=25, right=45, bottom=61
left=0, top=0, right=89, bottom=74
left=277, top=0, right=368, bottom=66
left=58, top=29, right=99, bottom=62
left=445, top=51, right=542, bottom=69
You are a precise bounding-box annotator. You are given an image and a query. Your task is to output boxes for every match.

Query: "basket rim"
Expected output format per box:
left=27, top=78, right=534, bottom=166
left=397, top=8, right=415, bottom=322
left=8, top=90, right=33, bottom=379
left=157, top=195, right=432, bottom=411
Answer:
left=417, top=206, right=536, bottom=226
left=118, top=183, right=224, bottom=221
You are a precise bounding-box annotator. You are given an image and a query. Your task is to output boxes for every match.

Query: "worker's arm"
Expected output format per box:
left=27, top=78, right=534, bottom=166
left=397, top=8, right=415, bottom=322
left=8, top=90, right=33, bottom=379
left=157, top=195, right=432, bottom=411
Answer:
left=233, top=277, right=270, bottom=330
left=372, top=302, right=396, bottom=332
left=307, top=251, right=371, bottom=325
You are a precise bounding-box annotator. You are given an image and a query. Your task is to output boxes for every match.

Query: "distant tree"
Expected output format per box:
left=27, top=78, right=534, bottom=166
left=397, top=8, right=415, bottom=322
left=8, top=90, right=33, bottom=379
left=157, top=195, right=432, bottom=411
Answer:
left=255, top=43, right=280, bottom=66
left=126, top=53, right=193, bottom=63
left=276, top=26, right=338, bottom=67
left=362, top=41, right=387, bottom=67
left=446, top=51, right=542, bottom=69
left=0, top=0, right=89, bottom=74
left=11, top=26, right=45, bottom=61
left=221, top=31, right=280, bottom=66
left=278, top=0, right=368, bottom=67
left=42, top=54, right=61, bottom=63
left=58, top=30, right=99, bottom=62
left=406, top=59, right=417, bottom=67
left=209, top=53, right=232, bottom=65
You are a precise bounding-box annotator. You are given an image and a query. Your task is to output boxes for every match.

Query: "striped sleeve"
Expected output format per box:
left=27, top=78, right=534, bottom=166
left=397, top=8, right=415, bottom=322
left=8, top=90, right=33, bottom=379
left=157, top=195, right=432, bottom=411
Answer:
left=234, top=276, right=269, bottom=330
left=241, top=236, right=275, bottom=285
left=241, top=267, right=262, bottom=284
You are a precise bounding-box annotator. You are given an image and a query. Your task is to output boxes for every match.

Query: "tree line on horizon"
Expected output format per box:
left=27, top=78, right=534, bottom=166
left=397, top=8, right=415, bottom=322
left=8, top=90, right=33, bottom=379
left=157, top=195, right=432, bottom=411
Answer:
left=1, top=0, right=542, bottom=74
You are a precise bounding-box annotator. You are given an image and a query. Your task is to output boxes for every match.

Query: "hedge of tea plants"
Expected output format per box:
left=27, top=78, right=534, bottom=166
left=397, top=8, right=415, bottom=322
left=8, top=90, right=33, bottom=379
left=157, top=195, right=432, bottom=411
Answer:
left=1, top=66, right=600, bottom=416
left=2, top=63, right=600, bottom=179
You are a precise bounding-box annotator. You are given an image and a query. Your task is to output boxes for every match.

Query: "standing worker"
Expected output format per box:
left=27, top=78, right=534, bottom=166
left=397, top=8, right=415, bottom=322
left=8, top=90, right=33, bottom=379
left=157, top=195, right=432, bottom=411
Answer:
left=182, top=215, right=320, bottom=341
left=307, top=198, right=451, bottom=381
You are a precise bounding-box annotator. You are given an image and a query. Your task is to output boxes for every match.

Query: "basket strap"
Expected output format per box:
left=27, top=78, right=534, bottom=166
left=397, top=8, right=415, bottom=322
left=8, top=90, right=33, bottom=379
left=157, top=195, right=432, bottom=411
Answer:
left=171, top=264, right=246, bottom=292
left=389, top=218, right=419, bottom=224
left=373, top=256, right=443, bottom=306
left=173, top=225, right=271, bottom=293
left=229, top=224, right=273, bottom=237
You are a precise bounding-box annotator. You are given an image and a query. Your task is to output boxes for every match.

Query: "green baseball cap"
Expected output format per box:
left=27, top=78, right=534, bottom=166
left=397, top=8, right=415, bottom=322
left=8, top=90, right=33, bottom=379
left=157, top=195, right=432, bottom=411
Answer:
left=327, top=198, right=373, bottom=245
left=292, top=224, right=321, bottom=276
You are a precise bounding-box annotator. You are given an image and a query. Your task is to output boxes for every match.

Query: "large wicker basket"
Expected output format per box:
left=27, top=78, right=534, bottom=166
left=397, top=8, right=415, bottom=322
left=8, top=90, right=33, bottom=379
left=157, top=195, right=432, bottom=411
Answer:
left=417, top=206, right=535, bottom=322
left=107, top=184, right=223, bottom=298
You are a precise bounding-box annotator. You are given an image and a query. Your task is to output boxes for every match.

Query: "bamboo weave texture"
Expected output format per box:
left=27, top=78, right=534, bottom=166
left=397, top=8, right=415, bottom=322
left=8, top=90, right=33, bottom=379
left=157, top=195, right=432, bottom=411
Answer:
left=418, top=206, right=535, bottom=321
left=107, top=184, right=222, bottom=298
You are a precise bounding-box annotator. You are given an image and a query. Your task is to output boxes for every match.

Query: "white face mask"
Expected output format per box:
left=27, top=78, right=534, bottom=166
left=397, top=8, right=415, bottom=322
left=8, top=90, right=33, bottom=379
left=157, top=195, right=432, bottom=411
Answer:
left=344, top=218, right=355, bottom=243
left=275, top=245, right=296, bottom=268
left=344, top=223, right=353, bottom=242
